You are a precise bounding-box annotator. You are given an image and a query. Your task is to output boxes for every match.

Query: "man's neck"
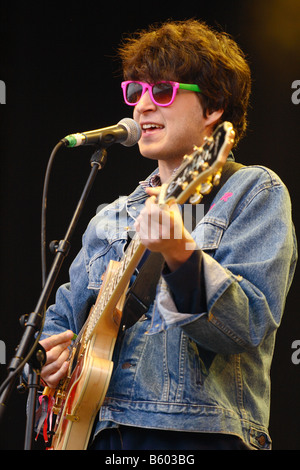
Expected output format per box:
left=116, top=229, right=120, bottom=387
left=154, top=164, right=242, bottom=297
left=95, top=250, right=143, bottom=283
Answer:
left=158, top=158, right=183, bottom=183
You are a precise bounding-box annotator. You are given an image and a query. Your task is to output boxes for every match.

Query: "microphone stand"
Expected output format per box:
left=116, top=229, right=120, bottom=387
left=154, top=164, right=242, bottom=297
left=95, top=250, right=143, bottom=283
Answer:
left=0, top=146, right=107, bottom=450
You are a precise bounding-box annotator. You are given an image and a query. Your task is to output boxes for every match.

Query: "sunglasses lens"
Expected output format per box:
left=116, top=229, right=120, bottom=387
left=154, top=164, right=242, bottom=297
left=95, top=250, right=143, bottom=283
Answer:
left=126, top=82, right=143, bottom=104
left=152, top=83, right=174, bottom=105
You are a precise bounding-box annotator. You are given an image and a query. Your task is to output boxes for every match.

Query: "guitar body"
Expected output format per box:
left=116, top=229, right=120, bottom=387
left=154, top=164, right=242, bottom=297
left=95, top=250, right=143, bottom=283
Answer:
left=50, top=260, right=125, bottom=450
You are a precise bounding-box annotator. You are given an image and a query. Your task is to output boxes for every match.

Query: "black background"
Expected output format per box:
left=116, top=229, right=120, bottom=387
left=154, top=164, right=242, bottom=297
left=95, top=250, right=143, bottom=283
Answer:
left=0, top=0, right=299, bottom=450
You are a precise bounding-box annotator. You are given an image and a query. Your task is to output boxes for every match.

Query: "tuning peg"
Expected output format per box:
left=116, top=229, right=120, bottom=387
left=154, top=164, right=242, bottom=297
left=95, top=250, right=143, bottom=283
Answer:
left=189, top=188, right=203, bottom=205
left=181, top=181, right=188, bottom=190
left=213, top=171, right=222, bottom=186
left=200, top=182, right=213, bottom=195
left=229, top=129, right=235, bottom=143
left=189, top=193, right=203, bottom=205
left=203, top=136, right=214, bottom=145
left=201, top=162, right=209, bottom=171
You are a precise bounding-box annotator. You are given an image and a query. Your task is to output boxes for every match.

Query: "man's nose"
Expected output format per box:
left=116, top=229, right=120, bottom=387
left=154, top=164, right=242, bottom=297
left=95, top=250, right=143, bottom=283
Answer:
left=134, top=90, right=157, bottom=113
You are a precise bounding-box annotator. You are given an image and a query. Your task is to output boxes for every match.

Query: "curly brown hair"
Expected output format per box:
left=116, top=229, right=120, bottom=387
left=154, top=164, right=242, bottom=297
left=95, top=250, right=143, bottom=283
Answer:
left=118, top=19, right=251, bottom=145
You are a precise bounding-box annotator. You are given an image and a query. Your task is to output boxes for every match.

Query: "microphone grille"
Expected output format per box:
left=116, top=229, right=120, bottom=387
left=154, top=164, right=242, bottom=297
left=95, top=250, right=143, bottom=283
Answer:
left=118, top=118, right=142, bottom=147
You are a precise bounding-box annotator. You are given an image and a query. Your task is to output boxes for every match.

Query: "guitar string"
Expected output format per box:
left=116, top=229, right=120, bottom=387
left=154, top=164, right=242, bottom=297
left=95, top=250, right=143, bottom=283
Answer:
left=83, top=235, right=141, bottom=342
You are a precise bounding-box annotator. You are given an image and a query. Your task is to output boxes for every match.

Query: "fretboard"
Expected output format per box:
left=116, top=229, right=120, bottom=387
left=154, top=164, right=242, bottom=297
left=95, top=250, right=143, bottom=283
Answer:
left=83, top=234, right=145, bottom=343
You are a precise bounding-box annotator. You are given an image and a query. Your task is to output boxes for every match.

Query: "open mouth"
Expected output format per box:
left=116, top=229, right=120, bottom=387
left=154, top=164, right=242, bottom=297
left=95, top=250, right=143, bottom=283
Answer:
left=141, top=123, right=164, bottom=133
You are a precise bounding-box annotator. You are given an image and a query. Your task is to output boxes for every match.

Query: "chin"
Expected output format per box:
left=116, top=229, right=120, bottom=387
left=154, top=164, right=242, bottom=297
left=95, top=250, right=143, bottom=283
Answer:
left=138, top=144, right=161, bottom=160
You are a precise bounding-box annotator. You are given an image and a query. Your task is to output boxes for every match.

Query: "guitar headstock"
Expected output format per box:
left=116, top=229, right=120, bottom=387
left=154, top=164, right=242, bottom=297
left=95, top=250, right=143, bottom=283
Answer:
left=158, top=121, right=235, bottom=206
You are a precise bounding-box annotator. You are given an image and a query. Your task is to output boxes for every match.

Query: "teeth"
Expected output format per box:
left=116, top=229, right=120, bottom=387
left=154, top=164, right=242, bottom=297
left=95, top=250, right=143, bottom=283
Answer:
left=142, top=123, right=163, bottom=130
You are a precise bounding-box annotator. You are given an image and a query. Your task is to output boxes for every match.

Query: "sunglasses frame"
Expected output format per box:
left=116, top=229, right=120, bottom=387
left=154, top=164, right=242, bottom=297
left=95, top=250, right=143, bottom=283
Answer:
left=121, top=80, right=201, bottom=107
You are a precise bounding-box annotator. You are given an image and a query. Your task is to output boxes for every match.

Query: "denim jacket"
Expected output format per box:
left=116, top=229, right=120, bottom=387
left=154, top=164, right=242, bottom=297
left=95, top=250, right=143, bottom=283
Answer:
left=42, top=164, right=297, bottom=450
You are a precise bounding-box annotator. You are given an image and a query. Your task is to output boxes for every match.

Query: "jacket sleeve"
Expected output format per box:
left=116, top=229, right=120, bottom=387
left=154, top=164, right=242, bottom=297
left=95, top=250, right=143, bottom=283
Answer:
left=40, top=246, right=97, bottom=339
left=40, top=196, right=130, bottom=340
left=162, top=249, right=207, bottom=314
left=157, top=167, right=297, bottom=354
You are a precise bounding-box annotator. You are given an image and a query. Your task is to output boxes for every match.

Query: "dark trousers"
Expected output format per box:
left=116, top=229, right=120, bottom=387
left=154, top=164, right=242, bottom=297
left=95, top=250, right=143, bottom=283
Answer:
left=89, top=426, right=250, bottom=450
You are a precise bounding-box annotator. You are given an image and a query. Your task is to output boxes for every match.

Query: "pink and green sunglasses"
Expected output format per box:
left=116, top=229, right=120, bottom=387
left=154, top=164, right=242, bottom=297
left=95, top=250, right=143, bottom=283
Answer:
left=121, top=80, right=201, bottom=107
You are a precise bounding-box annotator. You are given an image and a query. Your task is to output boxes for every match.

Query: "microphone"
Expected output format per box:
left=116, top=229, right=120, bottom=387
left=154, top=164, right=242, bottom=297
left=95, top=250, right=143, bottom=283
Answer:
left=62, top=118, right=141, bottom=148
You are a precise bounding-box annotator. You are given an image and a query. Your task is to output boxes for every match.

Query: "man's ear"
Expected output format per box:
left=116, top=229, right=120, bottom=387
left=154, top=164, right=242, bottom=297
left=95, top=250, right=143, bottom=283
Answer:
left=205, top=108, right=224, bottom=128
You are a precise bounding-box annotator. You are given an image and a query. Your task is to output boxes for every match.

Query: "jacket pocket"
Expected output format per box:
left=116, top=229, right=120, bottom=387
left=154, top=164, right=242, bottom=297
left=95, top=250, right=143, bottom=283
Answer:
left=87, top=237, right=127, bottom=290
left=194, top=217, right=228, bottom=251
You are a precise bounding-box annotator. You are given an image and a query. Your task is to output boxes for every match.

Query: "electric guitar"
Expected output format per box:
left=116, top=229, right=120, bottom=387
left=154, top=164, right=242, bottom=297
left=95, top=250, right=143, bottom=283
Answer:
left=46, top=121, right=235, bottom=450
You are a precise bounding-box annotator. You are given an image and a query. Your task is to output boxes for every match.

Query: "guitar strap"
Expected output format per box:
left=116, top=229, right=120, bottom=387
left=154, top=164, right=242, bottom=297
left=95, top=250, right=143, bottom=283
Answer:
left=121, top=161, right=244, bottom=330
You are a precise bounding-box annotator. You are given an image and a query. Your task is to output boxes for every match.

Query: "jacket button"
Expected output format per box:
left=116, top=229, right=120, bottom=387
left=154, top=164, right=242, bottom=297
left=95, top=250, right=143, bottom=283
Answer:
left=122, top=362, right=133, bottom=369
left=257, top=434, right=266, bottom=447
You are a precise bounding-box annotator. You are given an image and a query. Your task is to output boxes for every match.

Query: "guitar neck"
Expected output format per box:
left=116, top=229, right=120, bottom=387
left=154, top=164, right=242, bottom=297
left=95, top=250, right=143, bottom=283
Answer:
left=83, top=235, right=146, bottom=343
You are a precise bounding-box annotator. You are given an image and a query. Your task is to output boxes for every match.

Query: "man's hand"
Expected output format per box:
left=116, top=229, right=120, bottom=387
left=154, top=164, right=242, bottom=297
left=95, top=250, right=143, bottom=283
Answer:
left=135, top=187, right=196, bottom=272
left=40, top=330, right=74, bottom=389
